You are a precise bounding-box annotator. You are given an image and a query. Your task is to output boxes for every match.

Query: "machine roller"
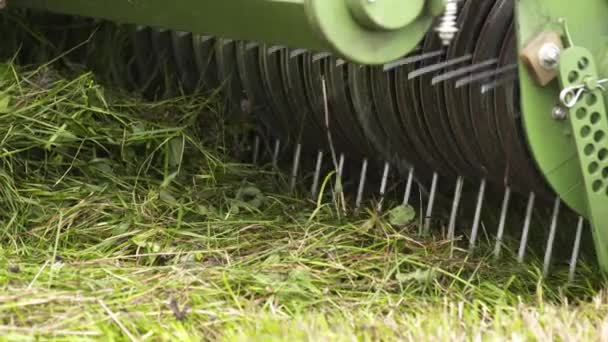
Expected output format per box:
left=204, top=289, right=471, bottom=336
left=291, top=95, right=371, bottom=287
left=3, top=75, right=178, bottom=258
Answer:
left=1, top=0, right=608, bottom=277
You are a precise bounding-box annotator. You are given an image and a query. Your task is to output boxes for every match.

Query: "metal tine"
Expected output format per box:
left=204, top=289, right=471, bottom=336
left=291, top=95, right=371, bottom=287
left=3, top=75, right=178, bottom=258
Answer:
left=480, top=74, right=519, bottom=94
left=448, top=176, right=465, bottom=240
left=408, top=54, right=472, bottom=80
left=313, top=52, right=332, bottom=62
left=455, top=64, right=518, bottom=89
left=267, top=45, right=285, bottom=55
left=311, top=151, right=324, bottom=199
left=493, top=187, right=512, bottom=259
left=431, top=58, right=498, bottom=85
left=402, top=167, right=415, bottom=206
left=518, top=192, right=536, bottom=263
left=569, top=217, right=585, bottom=282
left=222, top=38, right=234, bottom=45
left=289, top=143, right=302, bottom=192
left=336, top=59, right=347, bottom=67
left=543, top=197, right=562, bottom=277
left=377, top=162, right=391, bottom=212
left=355, top=159, right=369, bottom=211
left=252, top=136, right=261, bottom=164
left=423, top=172, right=439, bottom=235
left=469, top=178, right=487, bottom=252
left=383, top=50, right=444, bottom=72
left=289, top=48, right=307, bottom=59
left=272, top=140, right=281, bottom=168
left=333, top=153, right=346, bottom=200
left=245, top=41, right=259, bottom=50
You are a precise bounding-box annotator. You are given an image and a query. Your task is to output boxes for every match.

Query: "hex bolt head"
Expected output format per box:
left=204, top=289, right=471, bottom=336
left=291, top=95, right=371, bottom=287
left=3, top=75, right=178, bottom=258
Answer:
left=552, top=105, right=568, bottom=120
left=538, top=43, right=561, bottom=70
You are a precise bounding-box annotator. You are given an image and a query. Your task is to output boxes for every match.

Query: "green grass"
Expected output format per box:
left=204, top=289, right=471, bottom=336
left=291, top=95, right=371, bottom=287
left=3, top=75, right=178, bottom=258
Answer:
left=0, top=62, right=607, bottom=341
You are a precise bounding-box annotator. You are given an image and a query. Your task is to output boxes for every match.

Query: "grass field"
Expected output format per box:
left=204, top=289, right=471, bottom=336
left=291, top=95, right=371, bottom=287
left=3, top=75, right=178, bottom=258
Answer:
left=1, top=63, right=608, bottom=341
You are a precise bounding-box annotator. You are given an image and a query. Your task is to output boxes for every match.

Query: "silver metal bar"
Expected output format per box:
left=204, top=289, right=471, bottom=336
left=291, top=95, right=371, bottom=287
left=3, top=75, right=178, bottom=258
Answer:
left=402, top=168, right=415, bottom=206
left=313, top=52, right=332, bottom=62
left=272, top=140, right=281, bottom=168
left=252, top=136, right=260, bottom=164
left=245, top=41, right=259, bottom=50
left=455, top=64, right=518, bottom=89
left=447, top=176, right=465, bottom=240
left=382, top=50, right=444, bottom=72
left=469, top=178, right=487, bottom=252
left=289, top=143, right=302, bottom=192
left=289, top=48, right=307, bottom=59
left=480, top=74, right=519, bottom=94
left=267, top=45, right=284, bottom=55
left=355, top=159, right=369, bottom=210
left=518, top=192, right=536, bottom=263
left=377, top=162, right=391, bottom=212
left=542, top=197, right=562, bottom=277
left=311, top=151, right=324, bottom=199
left=423, top=172, right=439, bottom=235
left=569, top=217, right=585, bottom=282
left=333, top=153, right=346, bottom=201
left=432, top=59, right=498, bottom=85
left=408, top=55, right=473, bottom=80
left=493, top=187, right=512, bottom=259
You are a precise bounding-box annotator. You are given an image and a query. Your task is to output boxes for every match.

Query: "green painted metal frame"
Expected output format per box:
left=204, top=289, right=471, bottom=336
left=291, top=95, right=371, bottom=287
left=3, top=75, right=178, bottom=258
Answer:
left=9, top=0, right=441, bottom=64
left=517, top=0, right=608, bottom=271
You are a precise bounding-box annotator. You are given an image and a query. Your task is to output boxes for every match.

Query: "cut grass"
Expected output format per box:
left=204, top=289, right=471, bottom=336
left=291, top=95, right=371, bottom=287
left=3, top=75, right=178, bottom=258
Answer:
left=0, top=62, right=607, bottom=341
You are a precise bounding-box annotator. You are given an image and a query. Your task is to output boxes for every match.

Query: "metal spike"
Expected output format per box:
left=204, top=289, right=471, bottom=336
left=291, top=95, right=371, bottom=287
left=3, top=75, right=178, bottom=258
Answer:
left=448, top=176, right=465, bottom=240
left=493, top=187, right=512, bottom=259
left=272, top=140, right=281, bottom=168
left=334, top=153, right=346, bottom=200
left=518, top=192, right=536, bottom=263
left=245, top=42, right=259, bottom=50
left=543, top=197, right=561, bottom=277
left=408, top=55, right=472, bottom=80
left=423, top=172, right=439, bottom=235
left=355, top=159, right=369, bottom=211
left=480, top=74, right=519, bottom=94
left=382, top=50, right=444, bottom=72
left=469, top=178, right=487, bottom=252
left=267, top=46, right=284, bottom=55
left=252, top=136, right=260, bottom=164
left=311, top=151, right=324, bottom=199
left=377, top=162, right=391, bottom=212
left=312, top=52, right=332, bottom=62
left=337, top=154, right=345, bottom=178
left=289, top=48, right=307, bottom=59
left=455, top=64, right=518, bottom=89
left=431, top=59, right=498, bottom=85
left=403, top=168, right=415, bottom=206
left=569, top=217, right=585, bottom=282
left=289, top=143, right=302, bottom=192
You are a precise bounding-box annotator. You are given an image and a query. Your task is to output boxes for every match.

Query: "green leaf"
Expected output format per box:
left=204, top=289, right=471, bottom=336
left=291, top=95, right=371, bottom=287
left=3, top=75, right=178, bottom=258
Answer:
left=160, top=189, right=178, bottom=205
left=396, top=269, right=438, bottom=284
left=0, top=96, right=11, bottom=114
left=388, top=205, right=416, bottom=226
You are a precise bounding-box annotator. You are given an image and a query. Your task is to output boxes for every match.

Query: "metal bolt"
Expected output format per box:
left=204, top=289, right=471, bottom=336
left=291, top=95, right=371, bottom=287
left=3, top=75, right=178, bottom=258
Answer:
left=552, top=105, right=568, bottom=120
left=538, top=43, right=561, bottom=70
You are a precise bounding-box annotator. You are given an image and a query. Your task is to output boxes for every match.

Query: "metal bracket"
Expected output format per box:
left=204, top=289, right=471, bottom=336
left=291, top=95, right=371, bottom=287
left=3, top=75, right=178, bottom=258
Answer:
left=558, top=47, right=608, bottom=272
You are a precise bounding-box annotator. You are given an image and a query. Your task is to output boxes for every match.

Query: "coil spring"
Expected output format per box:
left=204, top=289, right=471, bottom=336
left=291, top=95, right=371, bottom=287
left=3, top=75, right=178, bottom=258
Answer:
left=436, top=0, right=459, bottom=46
